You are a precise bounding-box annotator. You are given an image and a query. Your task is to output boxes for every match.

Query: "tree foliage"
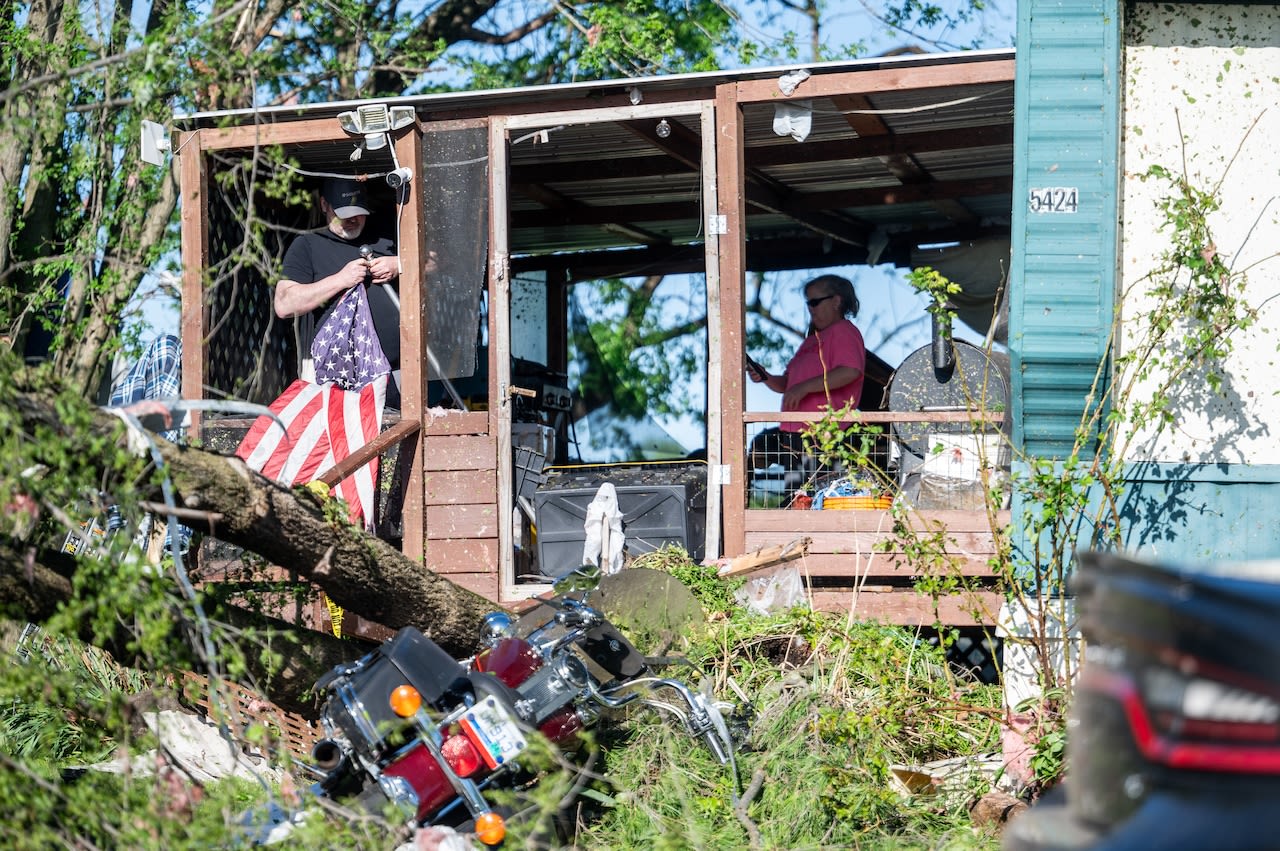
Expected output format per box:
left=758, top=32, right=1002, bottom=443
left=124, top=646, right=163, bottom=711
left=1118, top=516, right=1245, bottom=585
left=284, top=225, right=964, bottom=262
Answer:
left=2, top=0, right=1003, bottom=396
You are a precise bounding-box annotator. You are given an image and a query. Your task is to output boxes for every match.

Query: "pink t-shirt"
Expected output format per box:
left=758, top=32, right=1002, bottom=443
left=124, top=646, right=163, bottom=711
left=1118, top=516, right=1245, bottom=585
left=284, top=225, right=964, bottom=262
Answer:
left=780, top=318, right=866, bottom=432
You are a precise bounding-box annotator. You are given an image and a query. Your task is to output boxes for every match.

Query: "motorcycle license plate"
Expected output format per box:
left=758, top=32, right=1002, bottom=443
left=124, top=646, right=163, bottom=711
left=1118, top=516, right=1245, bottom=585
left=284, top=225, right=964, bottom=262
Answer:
left=460, top=695, right=527, bottom=770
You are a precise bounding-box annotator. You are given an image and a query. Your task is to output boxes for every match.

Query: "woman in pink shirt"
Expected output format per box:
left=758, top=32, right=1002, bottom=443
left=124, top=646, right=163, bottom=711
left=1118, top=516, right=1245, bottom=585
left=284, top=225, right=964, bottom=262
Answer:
left=746, top=275, right=866, bottom=467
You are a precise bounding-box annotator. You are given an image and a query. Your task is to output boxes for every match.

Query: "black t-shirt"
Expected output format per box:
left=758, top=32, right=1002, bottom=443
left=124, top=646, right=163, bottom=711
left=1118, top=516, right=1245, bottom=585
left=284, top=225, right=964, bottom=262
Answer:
left=281, top=228, right=400, bottom=366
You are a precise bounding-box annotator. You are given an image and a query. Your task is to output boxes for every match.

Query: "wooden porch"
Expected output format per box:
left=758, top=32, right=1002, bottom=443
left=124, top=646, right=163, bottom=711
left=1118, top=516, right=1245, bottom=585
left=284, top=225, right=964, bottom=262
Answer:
left=176, top=52, right=1016, bottom=630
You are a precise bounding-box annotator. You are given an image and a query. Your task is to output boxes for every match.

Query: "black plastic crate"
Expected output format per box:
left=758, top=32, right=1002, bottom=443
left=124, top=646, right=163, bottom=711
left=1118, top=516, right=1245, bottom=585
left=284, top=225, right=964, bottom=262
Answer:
left=533, top=463, right=707, bottom=578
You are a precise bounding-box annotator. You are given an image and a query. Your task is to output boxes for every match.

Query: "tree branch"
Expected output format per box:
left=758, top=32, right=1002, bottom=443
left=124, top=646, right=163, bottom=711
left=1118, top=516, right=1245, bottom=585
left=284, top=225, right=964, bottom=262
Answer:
left=458, top=10, right=558, bottom=45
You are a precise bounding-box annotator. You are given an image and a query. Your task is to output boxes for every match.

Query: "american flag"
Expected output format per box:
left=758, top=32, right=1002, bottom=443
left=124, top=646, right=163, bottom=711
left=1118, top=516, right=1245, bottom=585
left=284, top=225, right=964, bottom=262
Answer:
left=236, top=285, right=390, bottom=529
left=311, top=284, right=392, bottom=390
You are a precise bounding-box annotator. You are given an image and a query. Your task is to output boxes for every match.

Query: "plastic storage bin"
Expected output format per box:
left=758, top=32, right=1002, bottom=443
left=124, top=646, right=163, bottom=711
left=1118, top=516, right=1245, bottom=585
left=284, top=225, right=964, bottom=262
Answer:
left=533, top=463, right=707, bottom=578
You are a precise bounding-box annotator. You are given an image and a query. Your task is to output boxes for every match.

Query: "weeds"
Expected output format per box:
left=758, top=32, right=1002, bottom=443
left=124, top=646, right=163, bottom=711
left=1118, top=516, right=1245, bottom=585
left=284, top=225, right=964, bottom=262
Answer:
left=631, top=544, right=743, bottom=616
left=577, top=601, right=1004, bottom=850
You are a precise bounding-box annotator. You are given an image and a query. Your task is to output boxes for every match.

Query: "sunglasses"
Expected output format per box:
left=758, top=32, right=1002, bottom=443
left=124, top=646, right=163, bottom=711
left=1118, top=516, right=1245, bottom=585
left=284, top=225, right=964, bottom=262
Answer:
left=805, top=294, right=836, bottom=308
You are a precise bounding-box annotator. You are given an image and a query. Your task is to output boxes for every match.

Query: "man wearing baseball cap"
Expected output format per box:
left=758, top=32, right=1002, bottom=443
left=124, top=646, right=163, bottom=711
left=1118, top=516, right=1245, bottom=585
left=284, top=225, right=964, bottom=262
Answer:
left=275, top=176, right=401, bottom=402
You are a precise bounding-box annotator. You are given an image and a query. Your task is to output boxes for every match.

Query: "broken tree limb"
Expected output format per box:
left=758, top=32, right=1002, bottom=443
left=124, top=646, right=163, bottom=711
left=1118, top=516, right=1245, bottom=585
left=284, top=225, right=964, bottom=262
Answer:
left=0, top=538, right=357, bottom=713
left=10, top=385, right=500, bottom=659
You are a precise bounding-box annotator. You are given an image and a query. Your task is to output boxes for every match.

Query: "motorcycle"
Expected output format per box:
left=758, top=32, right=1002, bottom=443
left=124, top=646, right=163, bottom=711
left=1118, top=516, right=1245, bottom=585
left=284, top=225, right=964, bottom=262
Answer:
left=296, top=566, right=737, bottom=846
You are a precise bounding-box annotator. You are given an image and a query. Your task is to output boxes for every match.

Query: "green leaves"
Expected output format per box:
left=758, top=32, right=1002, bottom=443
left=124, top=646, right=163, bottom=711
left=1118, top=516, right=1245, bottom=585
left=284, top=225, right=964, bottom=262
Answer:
left=906, top=266, right=962, bottom=318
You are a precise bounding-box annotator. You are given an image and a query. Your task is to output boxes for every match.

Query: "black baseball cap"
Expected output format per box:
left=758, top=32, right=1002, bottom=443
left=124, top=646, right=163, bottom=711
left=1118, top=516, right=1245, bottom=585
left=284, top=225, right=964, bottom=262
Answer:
left=321, top=177, right=371, bottom=218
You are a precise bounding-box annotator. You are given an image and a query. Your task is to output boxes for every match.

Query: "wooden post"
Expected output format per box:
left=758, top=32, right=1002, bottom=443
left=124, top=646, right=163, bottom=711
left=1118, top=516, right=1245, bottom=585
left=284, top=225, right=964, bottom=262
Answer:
left=178, top=132, right=207, bottom=428
left=715, top=83, right=748, bottom=557
left=397, top=124, right=428, bottom=562
left=491, top=118, right=516, bottom=600
left=700, top=100, right=723, bottom=561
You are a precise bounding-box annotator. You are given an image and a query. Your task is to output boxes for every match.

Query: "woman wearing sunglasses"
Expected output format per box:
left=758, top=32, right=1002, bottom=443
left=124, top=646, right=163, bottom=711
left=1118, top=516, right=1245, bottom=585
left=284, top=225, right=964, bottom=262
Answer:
left=746, top=275, right=866, bottom=472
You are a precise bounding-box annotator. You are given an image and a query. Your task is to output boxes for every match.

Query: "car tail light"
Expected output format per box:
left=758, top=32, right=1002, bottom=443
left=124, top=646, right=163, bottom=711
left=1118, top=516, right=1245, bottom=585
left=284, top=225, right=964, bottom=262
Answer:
left=1086, top=657, right=1280, bottom=773
left=441, top=732, right=483, bottom=777
left=1144, top=665, right=1280, bottom=739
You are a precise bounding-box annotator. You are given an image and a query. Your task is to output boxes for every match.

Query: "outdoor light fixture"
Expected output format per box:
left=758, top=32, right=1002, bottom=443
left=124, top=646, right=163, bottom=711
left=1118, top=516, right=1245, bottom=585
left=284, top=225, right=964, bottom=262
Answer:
left=140, top=120, right=171, bottom=166
left=655, top=118, right=672, bottom=139
left=337, top=103, right=416, bottom=151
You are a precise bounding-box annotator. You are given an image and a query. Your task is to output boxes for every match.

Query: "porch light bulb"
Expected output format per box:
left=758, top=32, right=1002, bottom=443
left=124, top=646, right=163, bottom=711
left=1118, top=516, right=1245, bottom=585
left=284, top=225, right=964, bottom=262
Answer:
left=655, top=119, right=672, bottom=139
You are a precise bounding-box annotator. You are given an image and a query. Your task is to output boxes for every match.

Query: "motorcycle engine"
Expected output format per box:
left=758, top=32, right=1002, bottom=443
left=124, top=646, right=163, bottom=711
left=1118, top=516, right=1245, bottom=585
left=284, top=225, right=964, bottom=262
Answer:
left=509, top=652, right=591, bottom=725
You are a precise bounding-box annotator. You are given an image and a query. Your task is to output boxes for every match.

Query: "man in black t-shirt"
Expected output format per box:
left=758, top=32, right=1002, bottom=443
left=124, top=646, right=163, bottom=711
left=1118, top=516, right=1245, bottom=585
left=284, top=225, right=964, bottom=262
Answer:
left=276, top=177, right=401, bottom=388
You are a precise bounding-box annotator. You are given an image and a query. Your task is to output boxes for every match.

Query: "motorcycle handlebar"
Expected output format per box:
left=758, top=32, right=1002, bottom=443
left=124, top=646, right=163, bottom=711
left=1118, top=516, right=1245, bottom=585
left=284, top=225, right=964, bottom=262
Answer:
left=589, top=676, right=735, bottom=765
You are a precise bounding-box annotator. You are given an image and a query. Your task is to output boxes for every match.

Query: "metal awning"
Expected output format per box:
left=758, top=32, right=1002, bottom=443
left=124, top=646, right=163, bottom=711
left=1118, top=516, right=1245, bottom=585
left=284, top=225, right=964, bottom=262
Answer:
left=179, top=49, right=1015, bottom=279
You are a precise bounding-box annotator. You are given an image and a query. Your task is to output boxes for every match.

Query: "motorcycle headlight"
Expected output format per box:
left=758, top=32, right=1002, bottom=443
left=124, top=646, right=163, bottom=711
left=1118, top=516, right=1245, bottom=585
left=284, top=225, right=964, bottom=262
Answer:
left=555, top=654, right=590, bottom=690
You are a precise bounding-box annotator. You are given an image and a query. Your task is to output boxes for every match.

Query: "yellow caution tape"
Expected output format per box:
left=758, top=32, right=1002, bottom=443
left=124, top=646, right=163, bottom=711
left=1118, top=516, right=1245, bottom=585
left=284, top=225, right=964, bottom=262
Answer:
left=324, top=593, right=343, bottom=637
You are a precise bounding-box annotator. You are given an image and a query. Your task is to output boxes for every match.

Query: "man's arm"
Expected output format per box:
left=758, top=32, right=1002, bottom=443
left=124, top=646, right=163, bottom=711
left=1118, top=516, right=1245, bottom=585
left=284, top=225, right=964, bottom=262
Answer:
left=274, top=258, right=370, bottom=318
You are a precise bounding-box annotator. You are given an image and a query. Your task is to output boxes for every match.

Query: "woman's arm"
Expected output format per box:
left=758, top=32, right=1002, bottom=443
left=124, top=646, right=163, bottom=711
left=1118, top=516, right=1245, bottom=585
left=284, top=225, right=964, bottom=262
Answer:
left=781, top=365, right=862, bottom=411
left=746, top=361, right=788, bottom=393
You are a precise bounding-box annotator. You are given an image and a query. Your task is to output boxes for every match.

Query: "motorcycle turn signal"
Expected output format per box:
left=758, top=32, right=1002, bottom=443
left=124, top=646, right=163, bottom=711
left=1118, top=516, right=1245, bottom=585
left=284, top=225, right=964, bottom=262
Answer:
left=390, top=684, right=423, bottom=718
left=474, top=811, right=506, bottom=845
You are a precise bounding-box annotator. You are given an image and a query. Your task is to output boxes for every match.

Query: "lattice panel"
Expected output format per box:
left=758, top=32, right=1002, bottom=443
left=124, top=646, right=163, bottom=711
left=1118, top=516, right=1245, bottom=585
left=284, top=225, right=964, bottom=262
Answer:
left=181, top=672, right=320, bottom=763
left=204, top=164, right=307, bottom=405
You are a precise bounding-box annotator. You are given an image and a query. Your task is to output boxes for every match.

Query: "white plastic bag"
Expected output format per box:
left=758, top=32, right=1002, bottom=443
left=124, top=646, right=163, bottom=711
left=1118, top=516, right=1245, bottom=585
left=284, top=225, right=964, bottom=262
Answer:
left=772, top=100, right=813, bottom=142
left=582, top=482, right=625, bottom=575
left=735, top=565, right=807, bottom=615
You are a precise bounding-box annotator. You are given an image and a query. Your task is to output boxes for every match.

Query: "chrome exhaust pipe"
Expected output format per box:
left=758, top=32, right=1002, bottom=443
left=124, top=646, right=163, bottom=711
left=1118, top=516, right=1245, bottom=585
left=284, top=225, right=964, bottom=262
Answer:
left=311, top=739, right=346, bottom=772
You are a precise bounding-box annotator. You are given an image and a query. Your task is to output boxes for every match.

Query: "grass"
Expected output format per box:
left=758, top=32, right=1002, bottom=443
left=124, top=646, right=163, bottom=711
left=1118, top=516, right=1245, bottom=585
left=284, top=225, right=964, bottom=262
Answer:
left=571, top=606, right=1004, bottom=850
left=0, top=550, right=1008, bottom=849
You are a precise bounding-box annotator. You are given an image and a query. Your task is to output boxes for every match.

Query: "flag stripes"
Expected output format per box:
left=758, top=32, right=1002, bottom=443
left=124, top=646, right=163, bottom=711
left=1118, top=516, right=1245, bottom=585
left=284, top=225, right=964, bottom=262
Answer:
left=236, top=374, right=387, bottom=528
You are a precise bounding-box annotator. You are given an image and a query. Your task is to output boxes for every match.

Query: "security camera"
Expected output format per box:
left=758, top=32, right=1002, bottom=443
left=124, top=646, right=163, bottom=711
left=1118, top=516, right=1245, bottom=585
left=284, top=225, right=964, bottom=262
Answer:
left=386, top=167, right=413, bottom=189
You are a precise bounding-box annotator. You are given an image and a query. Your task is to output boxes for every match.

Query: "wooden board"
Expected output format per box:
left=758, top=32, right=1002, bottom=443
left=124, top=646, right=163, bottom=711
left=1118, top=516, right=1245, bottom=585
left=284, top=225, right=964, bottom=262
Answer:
left=426, top=469, right=497, bottom=505
left=444, top=572, right=500, bottom=600
left=422, top=410, right=490, bottom=436
left=746, top=508, right=1009, bottom=533
left=746, top=528, right=999, bottom=556
left=422, top=434, right=497, bottom=471
left=425, top=504, right=501, bottom=539
left=423, top=538, right=500, bottom=573
left=790, top=551, right=997, bottom=578
left=810, top=589, right=1003, bottom=627
left=721, top=536, right=810, bottom=578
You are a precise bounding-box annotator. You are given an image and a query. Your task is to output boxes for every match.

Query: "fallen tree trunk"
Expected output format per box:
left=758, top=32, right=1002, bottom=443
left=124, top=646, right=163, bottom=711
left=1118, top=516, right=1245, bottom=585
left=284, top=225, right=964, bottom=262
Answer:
left=148, top=431, right=497, bottom=655
left=0, top=539, right=360, bottom=714
left=8, top=384, right=501, bottom=690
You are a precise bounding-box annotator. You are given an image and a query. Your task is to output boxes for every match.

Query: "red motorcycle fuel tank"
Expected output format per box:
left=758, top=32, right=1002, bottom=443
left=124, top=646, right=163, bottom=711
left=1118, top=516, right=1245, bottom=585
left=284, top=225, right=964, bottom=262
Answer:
left=473, top=637, right=543, bottom=687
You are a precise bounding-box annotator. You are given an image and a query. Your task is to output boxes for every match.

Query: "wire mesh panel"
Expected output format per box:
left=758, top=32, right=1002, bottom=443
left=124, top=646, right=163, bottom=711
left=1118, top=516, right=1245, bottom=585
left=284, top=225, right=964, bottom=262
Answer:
left=421, top=125, right=489, bottom=382
left=204, top=164, right=300, bottom=405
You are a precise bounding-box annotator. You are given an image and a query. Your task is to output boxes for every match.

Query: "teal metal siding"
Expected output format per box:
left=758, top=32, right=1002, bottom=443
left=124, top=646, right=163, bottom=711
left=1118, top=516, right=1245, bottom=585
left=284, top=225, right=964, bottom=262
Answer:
left=1009, top=0, right=1121, bottom=461
left=1120, top=464, right=1280, bottom=561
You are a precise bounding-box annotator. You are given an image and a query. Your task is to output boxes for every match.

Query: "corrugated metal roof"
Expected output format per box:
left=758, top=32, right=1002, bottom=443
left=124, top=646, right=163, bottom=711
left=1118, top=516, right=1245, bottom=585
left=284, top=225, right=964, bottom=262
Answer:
left=188, top=49, right=1016, bottom=278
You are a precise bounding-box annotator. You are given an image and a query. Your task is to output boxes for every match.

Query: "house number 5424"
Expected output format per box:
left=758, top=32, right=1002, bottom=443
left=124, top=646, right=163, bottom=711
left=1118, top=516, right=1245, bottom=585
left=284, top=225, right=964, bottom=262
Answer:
left=1028, top=187, right=1079, bottom=214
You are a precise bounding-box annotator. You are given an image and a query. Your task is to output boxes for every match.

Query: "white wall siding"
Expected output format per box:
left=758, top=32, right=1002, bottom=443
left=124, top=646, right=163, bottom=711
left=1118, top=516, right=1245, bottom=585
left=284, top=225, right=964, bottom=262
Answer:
left=1120, top=4, right=1280, bottom=465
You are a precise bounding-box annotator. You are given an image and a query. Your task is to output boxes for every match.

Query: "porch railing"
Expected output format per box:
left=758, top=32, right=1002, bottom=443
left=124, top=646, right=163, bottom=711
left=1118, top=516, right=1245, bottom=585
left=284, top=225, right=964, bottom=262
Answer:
left=737, top=409, right=1008, bottom=626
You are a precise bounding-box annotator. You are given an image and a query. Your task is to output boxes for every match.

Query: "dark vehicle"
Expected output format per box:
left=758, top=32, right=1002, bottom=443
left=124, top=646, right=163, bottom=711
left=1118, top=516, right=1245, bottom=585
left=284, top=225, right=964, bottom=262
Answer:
left=286, top=567, right=735, bottom=846
left=1005, top=551, right=1280, bottom=850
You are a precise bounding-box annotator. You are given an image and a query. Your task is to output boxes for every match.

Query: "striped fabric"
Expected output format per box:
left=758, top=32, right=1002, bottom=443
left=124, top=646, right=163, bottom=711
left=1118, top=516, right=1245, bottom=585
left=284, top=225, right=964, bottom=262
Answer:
left=235, top=375, right=387, bottom=529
